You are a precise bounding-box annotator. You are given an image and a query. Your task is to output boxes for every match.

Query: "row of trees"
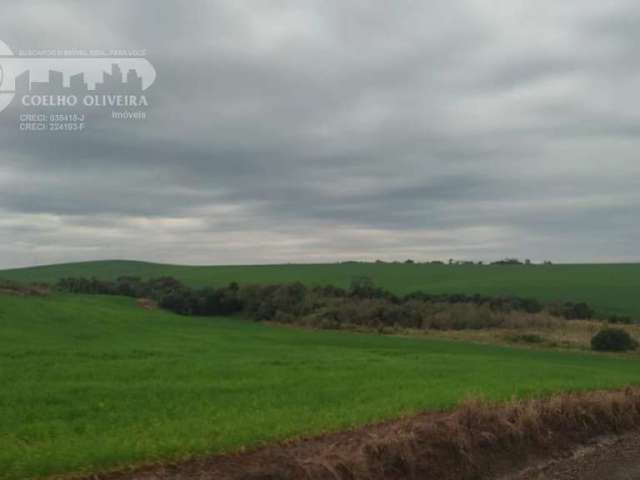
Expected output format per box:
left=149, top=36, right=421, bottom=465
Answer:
left=55, top=276, right=601, bottom=331
left=348, top=259, right=554, bottom=265
left=57, top=276, right=243, bottom=316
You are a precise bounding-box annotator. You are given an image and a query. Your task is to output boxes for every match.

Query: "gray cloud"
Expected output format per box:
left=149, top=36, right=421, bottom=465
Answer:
left=1, top=0, right=639, bottom=268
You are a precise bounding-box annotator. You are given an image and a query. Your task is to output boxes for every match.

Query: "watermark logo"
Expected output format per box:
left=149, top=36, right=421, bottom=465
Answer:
left=0, top=41, right=15, bottom=113
left=0, top=40, right=156, bottom=132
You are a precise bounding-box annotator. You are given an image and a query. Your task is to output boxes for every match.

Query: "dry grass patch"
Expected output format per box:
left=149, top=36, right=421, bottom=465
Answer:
left=0, top=280, right=49, bottom=296
left=422, top=320, right=640, bottom=353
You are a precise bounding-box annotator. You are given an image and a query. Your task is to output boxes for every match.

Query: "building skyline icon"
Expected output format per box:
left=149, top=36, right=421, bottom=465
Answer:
left=15, top=64, right=144, bottom=94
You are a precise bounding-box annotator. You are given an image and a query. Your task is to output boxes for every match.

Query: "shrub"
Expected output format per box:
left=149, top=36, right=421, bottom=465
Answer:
left=423, top=304, right=503, bottom=330
left=272, top=310, right=296, bottom=324
left=609, top=314, right=633, bottom=325
left=500, top=311, right=560, bottom=330
left=515, top=297, right=543, bottom=314
left=507, top=333, right=545, bottom=344
left=348, top=276, right=392, bottom=300
left=591, top=328, right=638, bottom=352
left=548, top=301, right=594, bottom=320
left=491, top=258, right=523, bottom=265
left=571, top=302, right=595, bottom=319
left=302, top=310, right=342, bottom=330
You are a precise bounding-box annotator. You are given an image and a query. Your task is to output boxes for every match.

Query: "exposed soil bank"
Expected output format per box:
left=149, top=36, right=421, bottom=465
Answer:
left=82, top=388, right=640, bottom=480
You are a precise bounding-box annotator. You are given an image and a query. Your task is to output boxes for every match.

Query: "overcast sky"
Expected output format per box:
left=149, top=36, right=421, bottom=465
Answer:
left=1, top=1, right=639, bottom=268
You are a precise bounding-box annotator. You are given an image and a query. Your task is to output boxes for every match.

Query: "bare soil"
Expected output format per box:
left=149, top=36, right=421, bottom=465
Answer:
left=136, top=298, right=158, bottom=310
left=504, top=432, right=640, bottom=480
left=78, top=411, right=445, bottom=480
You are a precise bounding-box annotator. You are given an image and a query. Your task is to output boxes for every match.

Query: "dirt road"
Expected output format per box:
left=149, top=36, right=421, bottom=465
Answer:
left=505, top=433, right=640, bottom=480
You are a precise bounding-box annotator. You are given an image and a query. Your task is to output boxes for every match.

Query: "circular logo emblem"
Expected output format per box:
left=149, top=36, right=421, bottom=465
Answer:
left=0, top=40, right=16, bottom=113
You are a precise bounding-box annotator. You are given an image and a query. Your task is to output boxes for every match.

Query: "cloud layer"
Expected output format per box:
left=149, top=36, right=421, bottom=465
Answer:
left=1, top=0, right=639, bottom=267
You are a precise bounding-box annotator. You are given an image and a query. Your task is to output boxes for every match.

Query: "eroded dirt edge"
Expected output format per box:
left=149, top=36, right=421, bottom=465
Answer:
left=77, top=387, right=640, bottom=480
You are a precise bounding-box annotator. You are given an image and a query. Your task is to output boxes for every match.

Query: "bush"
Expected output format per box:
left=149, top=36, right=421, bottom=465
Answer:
left=348, top=276, right=392, bottom=300
left=591, top=328, right=638, bottom=352
left=272, top=310, right=296, bottom=324
left=507, top=333, right=545, bottom=344
left=609, top=314, right=633, bottom=325
left=548, top=301, right=594, bottom=320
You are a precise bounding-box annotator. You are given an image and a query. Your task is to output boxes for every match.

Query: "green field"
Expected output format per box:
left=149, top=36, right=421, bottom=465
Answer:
left=2, top=292, right=640, bottom=479
left=2, top=260, right=640, bottom=317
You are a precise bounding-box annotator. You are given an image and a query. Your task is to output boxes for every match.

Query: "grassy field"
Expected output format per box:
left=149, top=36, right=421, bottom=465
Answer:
left=2, top=260, right=640, bottom=317
left=2, top=293, right=640, bottom=479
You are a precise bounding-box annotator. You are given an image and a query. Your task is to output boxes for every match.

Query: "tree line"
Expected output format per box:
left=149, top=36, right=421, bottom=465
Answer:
left=52, top=275, right=617, bottom=331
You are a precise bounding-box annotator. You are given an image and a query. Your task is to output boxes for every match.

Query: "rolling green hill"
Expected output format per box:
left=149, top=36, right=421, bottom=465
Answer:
left=2, top=292, right=640, bottom=479
left=1, top=260, right=640, bottom=317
